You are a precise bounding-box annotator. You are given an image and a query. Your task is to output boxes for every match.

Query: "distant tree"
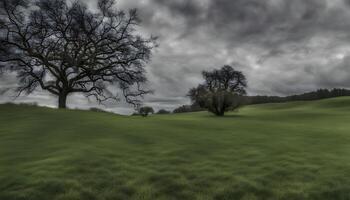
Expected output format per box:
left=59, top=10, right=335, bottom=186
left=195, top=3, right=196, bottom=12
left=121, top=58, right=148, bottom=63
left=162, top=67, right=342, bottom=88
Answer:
left=172, top=105, right=192, bottom=113
left=157, top=109, right=170, bottom=114
left=188, top=65, right=247, bottom=116
left=172, top=104, right=204, bottom=113
left=0, top=0, right=156, bottom=109
left=89, top=107, right=108, bottom=113
left=139, top=106, right=154, bottom=117
left=131, top=112, right=140, bottom=116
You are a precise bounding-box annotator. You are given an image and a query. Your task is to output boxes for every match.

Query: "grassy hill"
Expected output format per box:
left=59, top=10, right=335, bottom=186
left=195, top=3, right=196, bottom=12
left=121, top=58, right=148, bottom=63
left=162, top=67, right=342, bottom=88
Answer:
left=1, top=97, right=350, bottom=200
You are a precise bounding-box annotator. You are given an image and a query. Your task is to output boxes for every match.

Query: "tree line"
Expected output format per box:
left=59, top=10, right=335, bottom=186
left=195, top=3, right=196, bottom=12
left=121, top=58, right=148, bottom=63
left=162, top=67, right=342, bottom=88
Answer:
left=244, top=88, right=350, bottom=105
left=172, top=88, right=350, bottom=115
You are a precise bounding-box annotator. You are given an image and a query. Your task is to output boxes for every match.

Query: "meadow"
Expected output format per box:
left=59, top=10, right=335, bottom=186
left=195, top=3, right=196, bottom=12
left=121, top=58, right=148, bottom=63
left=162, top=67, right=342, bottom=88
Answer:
left=1, top=97, right=350, bottom=200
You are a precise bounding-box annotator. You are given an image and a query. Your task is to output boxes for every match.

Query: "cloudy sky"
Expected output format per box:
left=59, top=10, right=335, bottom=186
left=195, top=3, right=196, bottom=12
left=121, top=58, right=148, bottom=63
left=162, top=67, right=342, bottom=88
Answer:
left=2, top=0, right=350, bottom=114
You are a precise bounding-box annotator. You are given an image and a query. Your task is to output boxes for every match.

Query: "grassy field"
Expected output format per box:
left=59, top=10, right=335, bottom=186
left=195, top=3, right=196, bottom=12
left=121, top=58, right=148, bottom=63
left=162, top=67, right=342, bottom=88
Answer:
left=1, top=97, right=350, bottom=199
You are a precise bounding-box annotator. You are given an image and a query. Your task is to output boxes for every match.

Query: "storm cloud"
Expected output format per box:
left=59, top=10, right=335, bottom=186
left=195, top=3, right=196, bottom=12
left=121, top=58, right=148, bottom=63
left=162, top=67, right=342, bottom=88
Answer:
left=1, top=0, right=350, bottom=114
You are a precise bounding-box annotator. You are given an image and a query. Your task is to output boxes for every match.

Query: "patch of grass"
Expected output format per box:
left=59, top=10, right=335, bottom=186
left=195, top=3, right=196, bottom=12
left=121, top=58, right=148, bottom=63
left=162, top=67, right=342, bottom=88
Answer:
left=1, top=97, right=350, bottom=199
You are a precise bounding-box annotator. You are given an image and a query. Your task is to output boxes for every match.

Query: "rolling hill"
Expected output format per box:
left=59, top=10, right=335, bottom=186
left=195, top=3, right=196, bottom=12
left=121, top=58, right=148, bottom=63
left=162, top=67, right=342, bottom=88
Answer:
left=1, top=97, right=350, bottom=199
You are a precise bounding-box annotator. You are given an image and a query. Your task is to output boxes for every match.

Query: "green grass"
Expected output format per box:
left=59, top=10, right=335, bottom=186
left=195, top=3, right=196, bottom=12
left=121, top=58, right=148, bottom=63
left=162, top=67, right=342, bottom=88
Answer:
left=1, top=97, right=350, bottom=199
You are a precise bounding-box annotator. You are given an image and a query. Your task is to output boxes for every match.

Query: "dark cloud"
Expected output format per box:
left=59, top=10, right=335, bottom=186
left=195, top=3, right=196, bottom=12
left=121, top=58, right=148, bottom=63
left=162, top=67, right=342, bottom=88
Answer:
left=2, top=0, right=350, bottom=114
left=149, top=0, right=346, bottom=47
left=153, top=0, right=203, bottom=18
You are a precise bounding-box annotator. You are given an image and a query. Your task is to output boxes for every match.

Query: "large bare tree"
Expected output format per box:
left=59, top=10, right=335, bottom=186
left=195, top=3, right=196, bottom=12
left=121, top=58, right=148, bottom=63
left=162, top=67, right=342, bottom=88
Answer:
left=0, top=0, right=156, bottom=108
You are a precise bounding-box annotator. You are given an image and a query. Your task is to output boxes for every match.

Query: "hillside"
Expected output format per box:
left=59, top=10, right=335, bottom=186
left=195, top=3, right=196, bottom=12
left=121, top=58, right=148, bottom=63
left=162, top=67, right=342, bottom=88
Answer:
left=1, top=97, right=350, bottom=199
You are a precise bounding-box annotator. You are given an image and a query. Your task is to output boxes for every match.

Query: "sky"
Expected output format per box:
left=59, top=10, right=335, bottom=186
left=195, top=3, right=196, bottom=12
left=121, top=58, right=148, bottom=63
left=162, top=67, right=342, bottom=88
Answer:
left=2, top=0, right=350, bottom=114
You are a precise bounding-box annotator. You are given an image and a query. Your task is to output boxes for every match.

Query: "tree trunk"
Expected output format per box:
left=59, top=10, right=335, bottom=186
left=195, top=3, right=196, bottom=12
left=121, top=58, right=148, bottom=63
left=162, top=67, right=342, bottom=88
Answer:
left=216, top=109, right=225, bottom=116
left=58, top=93, right=67, bottom=109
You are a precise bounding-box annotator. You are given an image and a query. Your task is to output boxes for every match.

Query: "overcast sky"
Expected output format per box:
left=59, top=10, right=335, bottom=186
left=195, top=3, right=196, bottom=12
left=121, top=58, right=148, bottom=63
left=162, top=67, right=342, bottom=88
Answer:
left=2, top=0, right=350, bottom=114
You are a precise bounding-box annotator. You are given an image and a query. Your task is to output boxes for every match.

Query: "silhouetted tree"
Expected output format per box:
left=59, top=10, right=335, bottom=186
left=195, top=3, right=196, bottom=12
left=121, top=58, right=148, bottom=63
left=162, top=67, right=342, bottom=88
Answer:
left=139, top=106, right=154, bottom=117
left=157, top=109, right=170, bottom=114
left=188, top=65, right=247, bottom=116
left=0, top=0, right=156, bottom=109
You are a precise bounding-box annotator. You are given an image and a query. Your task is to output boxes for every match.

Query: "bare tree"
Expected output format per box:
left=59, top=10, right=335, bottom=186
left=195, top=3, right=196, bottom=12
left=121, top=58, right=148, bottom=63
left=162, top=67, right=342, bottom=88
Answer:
left=188, top=65, right=247, bottom=116
left=0, top=0, right=156, bottom=108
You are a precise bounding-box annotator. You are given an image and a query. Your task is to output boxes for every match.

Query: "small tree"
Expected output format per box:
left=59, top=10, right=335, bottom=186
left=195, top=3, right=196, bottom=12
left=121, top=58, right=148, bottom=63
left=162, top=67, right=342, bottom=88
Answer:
left=139, top=106, right=154, bottom=117
left=172, top=104, right=203, bottom=113
left=188, top=65, right=247, bottom=116
left=157, top=109, right=170, bottom=114
left=0, top=0, right=156, bottom=109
